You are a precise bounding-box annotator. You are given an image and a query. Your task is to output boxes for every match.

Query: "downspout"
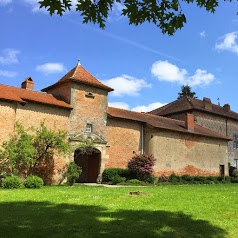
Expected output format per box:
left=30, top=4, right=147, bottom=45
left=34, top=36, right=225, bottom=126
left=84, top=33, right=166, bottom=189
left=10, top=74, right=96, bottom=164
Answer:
left=225, top=118, right=228, bottom=136
left=14, top=102, right=18, bottom=132
left=141, top=123, right=144, bottom=154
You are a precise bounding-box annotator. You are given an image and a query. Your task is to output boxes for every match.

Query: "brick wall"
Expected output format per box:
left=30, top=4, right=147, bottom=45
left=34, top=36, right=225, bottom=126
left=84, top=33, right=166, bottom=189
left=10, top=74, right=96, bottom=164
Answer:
left=69, top=83, right=108, bottom=140
left=0, top=100, right=71, bottom=183
left=106, top=118, right=141, bottom=168
left=46, top=81, right=71, bottom=104
left=0, top=101, right=16, bottom=144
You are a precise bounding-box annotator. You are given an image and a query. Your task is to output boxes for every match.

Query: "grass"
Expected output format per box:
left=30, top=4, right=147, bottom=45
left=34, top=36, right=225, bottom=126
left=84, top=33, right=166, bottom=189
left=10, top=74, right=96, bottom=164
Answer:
left=0, top=184, right=238, bottom=238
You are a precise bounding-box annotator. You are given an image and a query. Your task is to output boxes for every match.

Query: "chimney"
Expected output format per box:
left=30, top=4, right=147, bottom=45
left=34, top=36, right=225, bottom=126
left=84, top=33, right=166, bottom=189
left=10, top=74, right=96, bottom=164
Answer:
left=185, top=113, right=194, bottom=131
left=203, top=97, right=212, bottom=110
left=21, top=77, right=34, bottom=90
left=223, top=104, right=230, bottom=112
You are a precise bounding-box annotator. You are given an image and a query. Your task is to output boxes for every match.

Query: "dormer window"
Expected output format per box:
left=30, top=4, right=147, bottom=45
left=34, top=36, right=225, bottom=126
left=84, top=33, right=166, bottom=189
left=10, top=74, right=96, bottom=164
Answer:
left=86, top=124, right=92, bottom=133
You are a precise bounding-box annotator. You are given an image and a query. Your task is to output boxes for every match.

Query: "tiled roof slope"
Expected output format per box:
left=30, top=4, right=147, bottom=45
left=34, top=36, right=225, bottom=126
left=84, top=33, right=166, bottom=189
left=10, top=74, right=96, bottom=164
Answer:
left=149, top=96, right=238, bottom=121
left=0, top=84, right=72, bottom=109
left=42, top=64, right=114, bottom=92
left=108, top=107, right=231, bottom=141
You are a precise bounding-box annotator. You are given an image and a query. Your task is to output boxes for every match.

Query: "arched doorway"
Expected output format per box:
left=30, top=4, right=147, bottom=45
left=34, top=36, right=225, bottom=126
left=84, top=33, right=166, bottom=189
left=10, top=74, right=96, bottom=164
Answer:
left=74, top=148, right=101, bottom=183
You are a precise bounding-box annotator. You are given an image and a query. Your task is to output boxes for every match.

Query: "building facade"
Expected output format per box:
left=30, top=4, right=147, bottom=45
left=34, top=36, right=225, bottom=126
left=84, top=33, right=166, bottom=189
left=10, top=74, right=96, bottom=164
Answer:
left=150, top=96, right=238, bottom=168
left=0, top=64, right=231, bottom=183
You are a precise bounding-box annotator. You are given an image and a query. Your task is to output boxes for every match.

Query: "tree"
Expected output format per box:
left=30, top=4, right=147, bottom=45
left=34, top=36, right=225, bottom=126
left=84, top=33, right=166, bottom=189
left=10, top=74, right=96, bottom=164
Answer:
left=177, top=85, right=197, bottom=99
left=0, top=122, right=69, bottom=182
left=39, top=0, right=235, bottom=35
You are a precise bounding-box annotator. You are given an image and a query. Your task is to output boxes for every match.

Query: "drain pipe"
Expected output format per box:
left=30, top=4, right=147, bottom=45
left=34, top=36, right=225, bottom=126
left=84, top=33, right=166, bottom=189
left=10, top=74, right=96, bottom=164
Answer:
left=141, top=123, right=144, bottom=154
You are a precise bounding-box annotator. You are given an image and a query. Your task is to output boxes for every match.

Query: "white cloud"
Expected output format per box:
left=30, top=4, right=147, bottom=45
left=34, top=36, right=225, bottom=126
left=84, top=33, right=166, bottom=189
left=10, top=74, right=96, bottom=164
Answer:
left=132, top=102, right=167, bottom=112
left=151, top=60, right=187, bottom=83
left=151, top=60, right=215, bottom=87
left=0, top=49, right=19, bottom=65
left=102, top=75, right=151, bottom=97
left=0, top=0, right=12, bottom=5
left=187, top=69, right=215, bottom=87
left=108, top=102, right=129, bottom=110
left=200, top=31, right=207, bottom=38
left=215, top=32, right=238, bottom=54
left=36, top=63, right=66, bottom=75
left=108, top=101, right=166, bottom=112
left=0, top=70, right=17, bottom=77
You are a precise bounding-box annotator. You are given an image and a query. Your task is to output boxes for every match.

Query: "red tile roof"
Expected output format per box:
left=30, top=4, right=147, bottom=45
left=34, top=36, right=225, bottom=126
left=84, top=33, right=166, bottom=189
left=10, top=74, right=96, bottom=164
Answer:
left=42, top=64, right=114, bottom=92
left=0, top=84, right=72, bottom=109
left=149, top=96, right=238, bottom=121
left=108, top=107, right=231, bottom=141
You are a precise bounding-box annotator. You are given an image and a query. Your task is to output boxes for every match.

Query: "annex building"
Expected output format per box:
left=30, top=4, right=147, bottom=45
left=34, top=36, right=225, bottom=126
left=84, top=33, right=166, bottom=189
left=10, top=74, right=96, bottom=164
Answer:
left=0, top=63, right=233, bottom=183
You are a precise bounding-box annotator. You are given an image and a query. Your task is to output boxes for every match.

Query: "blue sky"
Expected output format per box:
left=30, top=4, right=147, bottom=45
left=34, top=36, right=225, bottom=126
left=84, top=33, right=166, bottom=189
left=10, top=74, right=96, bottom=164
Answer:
left=1, top=1, right=238, bottom=112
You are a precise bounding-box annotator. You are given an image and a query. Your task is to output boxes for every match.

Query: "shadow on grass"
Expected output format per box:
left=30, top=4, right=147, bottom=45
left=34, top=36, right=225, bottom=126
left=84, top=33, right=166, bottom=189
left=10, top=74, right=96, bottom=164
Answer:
left=0, top=201, right=227, bottom=238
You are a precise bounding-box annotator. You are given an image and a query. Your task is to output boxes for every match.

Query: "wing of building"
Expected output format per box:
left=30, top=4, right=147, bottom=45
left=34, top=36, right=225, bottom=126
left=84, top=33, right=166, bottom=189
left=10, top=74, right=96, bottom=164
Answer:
left=0, top=63, right=232, bottom=183
left=149, top=96, right=238, bottom=168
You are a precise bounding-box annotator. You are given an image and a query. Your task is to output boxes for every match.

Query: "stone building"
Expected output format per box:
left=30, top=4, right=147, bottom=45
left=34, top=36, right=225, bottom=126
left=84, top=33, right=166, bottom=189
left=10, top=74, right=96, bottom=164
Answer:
left=149, top=96, right=238, bottom=168
left=0, top=63, right=232, bottom=183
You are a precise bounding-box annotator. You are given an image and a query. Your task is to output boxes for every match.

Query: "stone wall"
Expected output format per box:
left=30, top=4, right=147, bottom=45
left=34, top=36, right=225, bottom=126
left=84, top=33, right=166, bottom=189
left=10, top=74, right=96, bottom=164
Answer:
left=167, top=111, right=238, bottom=167
left=144, top=126, right=228, bottom=176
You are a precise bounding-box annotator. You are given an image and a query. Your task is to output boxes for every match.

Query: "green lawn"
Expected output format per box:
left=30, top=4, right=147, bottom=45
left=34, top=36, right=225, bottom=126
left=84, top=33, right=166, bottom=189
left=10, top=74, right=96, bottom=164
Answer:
left=0, top=184, right=238, bottom=238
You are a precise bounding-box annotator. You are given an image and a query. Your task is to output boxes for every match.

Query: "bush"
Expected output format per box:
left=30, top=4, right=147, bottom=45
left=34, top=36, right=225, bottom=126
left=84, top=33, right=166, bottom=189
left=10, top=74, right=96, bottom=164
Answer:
left=23, top=176, right=44, bottom=188
left=231, top=177, right=238, bottom=183
left=111, top=175, right=126, bottom=184
left=64, top=162, right=82, bottom=186
left=181, top=174, right=194, bottom=182
left=168, top=173, right=180, bottom=183
left=102, top=168, right=125, bottom=182
left=128, top=153, right=156, bottom=182
left=232, top=169, right=238, bottom=178
left=2, top=176, right=21, bottom=189
left=159, top=174, right=169, bottom=182
left=127, top=179, right=141, bottom=184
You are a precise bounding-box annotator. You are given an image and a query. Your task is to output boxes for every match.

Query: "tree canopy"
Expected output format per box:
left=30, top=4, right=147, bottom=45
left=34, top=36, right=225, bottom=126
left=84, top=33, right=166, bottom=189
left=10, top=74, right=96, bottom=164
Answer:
left=177, top=85, right=197, bottom=99
left=39, top=0, right=236, bottom=35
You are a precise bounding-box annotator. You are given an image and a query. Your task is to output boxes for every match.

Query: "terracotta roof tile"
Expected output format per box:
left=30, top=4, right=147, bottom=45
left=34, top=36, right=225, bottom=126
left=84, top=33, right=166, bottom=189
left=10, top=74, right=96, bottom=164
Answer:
left=42, top=64, right=113, bottom=92
left=108, top=107, right=231, bottom=141
left=149, top=96, right=238, bottom=121
left=0, top=84, right=72, bottom=109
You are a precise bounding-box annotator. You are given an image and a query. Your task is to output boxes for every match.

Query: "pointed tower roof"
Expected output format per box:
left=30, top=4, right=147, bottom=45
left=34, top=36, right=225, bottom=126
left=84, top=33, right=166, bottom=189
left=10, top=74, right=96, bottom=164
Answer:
left=42, top=63, right=114, bottom=92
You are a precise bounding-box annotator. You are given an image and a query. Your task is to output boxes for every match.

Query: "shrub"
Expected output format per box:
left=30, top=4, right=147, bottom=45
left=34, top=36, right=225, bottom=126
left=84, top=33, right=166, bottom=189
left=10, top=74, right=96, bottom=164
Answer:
left=63, top=162, right=82, bottom=186
left=168, top=173, right=180, bottom=183
left=194, top=176, right=206, bottom=182
left=231, top=177, right=238, bottom=183
left=159, top=174, right=169, bottom=182
left=181, top=174, right=194, bottom=182
left=23, top=176, right=44, bottom=188
left=102, top=168, right=125, bottom=182
left=111, top=175, right=126, bottom=184
left=127, top=179, right=141, bottom=184
left=2, top=176, right=21, bottom=189
left=128, top=153, right=156, bottom=182
left=232, top=169, right=238, bottom=178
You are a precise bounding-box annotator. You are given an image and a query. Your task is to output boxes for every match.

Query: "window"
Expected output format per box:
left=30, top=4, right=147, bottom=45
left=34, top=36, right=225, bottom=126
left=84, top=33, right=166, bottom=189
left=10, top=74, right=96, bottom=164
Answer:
left=233, top=133, right=238, bottom=150
left=86, top=124, right=92, bottom=133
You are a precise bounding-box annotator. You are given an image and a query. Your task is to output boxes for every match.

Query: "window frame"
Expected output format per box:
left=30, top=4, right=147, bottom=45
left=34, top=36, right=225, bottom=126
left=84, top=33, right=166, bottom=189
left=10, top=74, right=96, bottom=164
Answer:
left=86, top=123, right=92, bottom=133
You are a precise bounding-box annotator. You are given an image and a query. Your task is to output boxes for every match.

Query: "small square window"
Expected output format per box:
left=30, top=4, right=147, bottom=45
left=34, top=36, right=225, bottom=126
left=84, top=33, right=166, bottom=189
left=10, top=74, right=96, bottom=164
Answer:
left=86, top=124, right=92, bottom=133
